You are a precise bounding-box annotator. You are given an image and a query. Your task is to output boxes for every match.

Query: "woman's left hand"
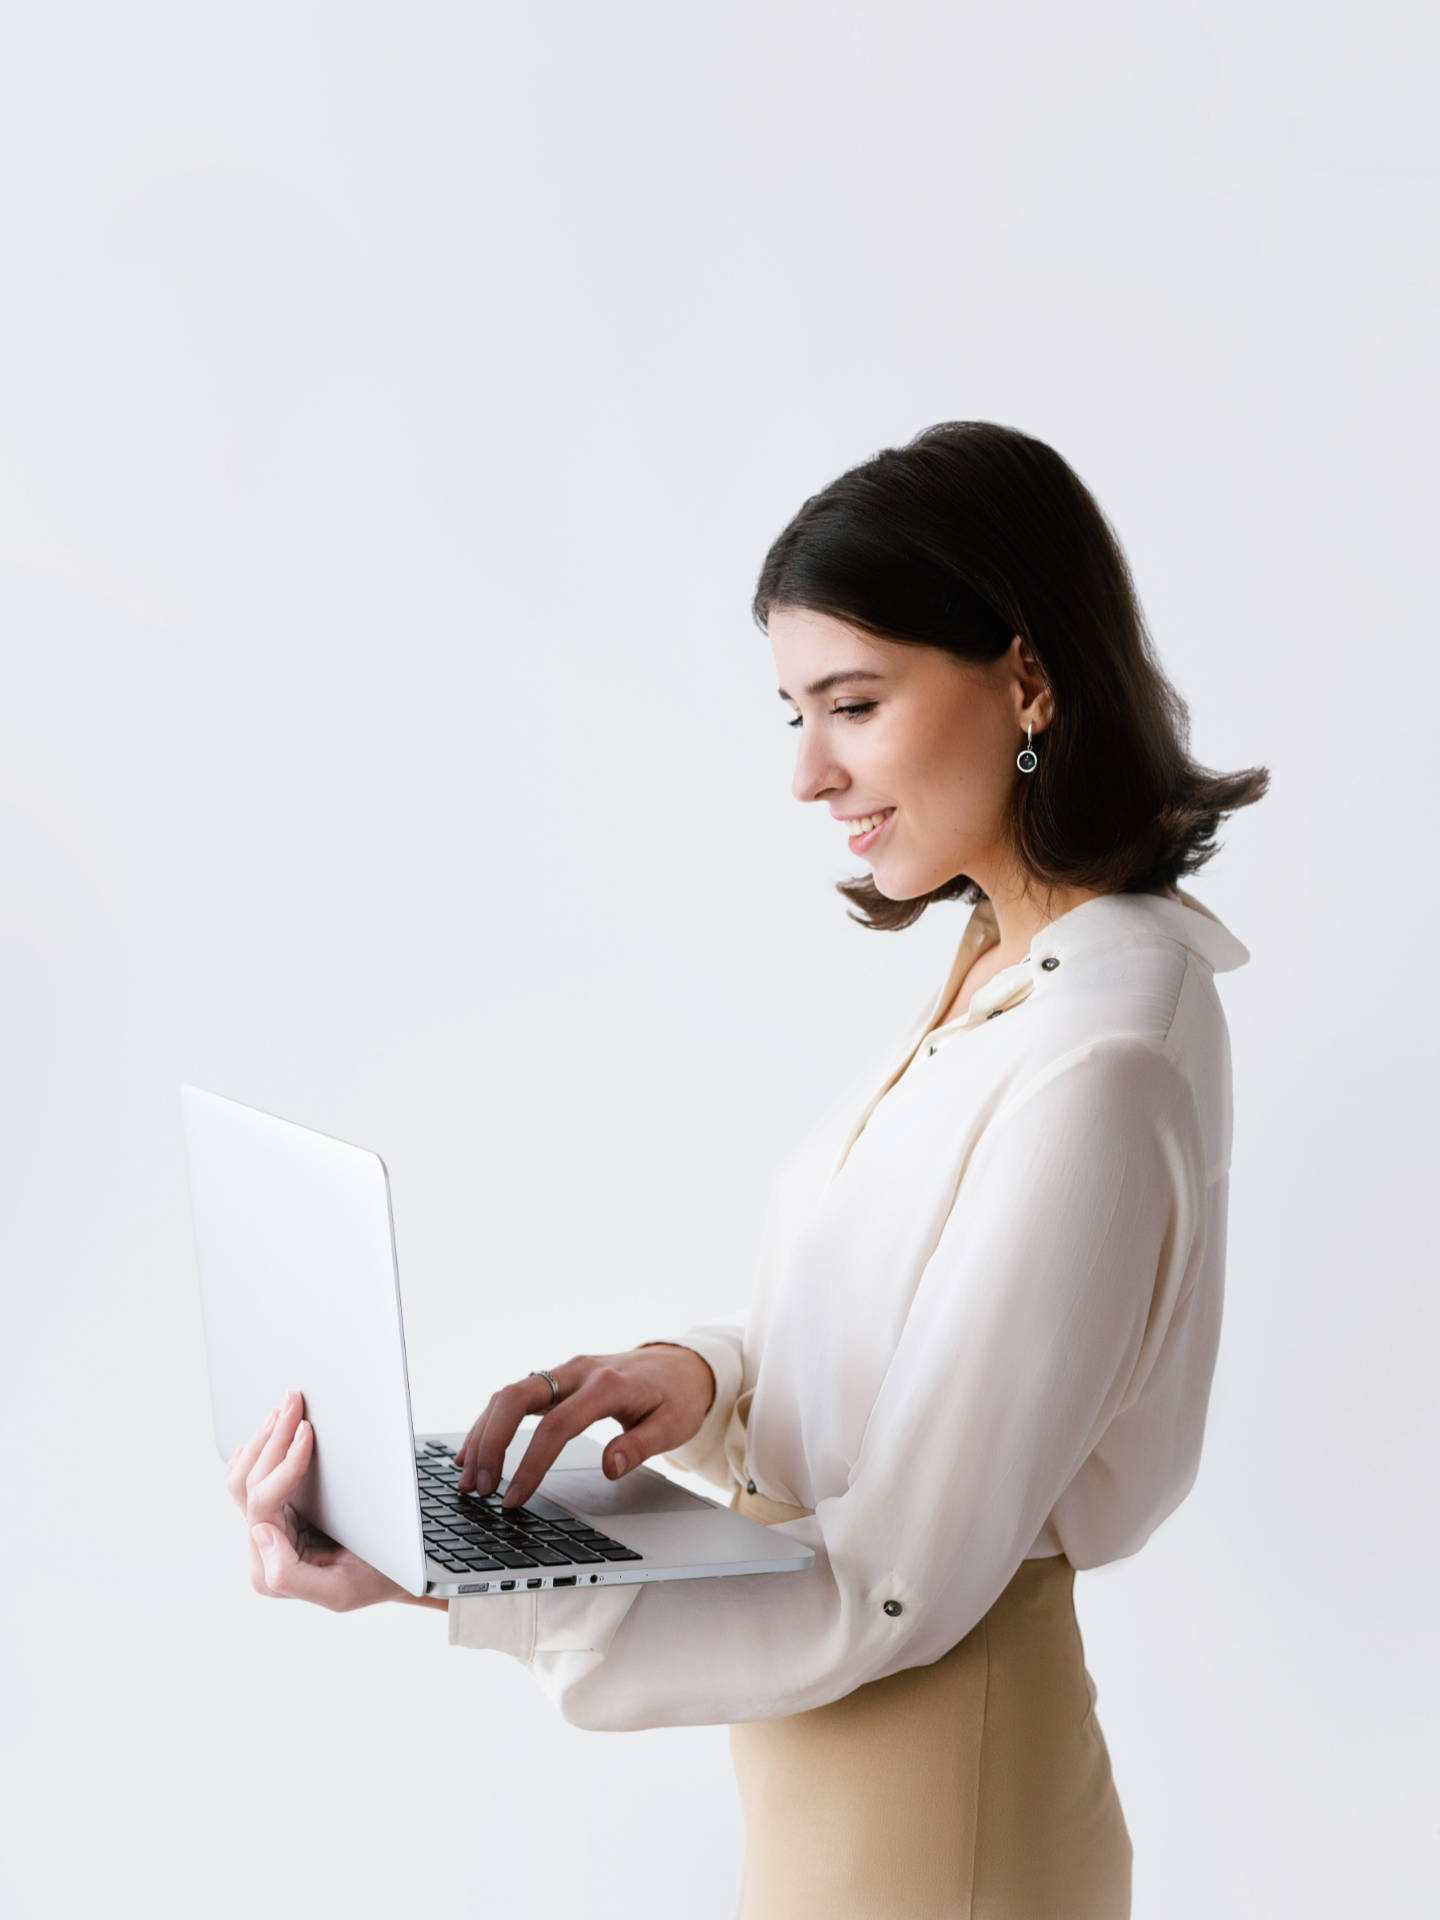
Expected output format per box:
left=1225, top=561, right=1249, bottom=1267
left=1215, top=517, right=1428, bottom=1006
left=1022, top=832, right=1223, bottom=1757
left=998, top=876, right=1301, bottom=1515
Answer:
left=227, top=1388, right=411, bottom=1611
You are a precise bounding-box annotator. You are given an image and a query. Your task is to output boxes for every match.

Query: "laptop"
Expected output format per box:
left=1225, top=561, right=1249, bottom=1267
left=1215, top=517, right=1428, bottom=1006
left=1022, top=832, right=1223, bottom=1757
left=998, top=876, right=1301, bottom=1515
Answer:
left=181, top=1084, right=815, bottom=1600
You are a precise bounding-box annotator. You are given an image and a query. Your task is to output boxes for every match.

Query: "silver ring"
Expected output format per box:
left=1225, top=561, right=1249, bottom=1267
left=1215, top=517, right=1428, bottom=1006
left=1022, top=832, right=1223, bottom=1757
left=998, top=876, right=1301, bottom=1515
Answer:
left=530, top=1368, right=561, bottom=1407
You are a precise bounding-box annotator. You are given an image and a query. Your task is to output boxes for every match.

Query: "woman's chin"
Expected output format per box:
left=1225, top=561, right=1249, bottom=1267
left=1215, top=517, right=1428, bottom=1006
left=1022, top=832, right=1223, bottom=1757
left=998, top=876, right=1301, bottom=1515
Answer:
left=866, top=859, right=919, bottom=902
left=866, top=855, right=953, bottom=902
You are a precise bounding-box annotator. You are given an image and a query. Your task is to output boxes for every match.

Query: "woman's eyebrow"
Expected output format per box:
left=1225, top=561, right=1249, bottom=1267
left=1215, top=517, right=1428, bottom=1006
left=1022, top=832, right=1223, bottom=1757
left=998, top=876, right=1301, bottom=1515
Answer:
left=777, top=670, right=887, bottom=702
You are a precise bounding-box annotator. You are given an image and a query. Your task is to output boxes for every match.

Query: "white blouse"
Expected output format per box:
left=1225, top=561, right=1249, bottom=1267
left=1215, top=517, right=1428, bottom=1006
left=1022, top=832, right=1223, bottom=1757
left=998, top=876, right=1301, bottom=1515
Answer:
left=448, top=887, right=1250, bottom=1731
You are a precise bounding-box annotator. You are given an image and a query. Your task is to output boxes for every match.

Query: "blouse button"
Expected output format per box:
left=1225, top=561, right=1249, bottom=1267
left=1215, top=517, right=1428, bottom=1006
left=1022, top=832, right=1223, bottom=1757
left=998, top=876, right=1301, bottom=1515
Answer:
left=883, top=1599, right=903, bottom=1617
left=1040, top=956, right=1060, bottom=971
left=746, top=1479, right=757, bottom=1495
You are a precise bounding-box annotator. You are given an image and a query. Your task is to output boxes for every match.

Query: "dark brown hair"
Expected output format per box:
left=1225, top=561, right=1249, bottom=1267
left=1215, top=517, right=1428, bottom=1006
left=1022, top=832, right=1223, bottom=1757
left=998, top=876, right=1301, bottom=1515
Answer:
left=753, top=420, right=1270, bottom=931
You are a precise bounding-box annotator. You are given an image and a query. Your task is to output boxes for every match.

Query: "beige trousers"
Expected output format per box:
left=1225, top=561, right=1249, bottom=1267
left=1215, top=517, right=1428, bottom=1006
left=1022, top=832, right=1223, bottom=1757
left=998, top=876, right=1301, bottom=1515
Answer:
left=726, top=1484, right=1133, bottom=1920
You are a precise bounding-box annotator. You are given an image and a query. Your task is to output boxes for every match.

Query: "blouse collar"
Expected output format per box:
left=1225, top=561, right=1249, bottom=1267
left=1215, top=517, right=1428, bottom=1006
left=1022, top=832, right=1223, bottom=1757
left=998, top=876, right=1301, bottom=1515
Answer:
left=1013, top=886, right=1250, bottom=976
left=924, top=886, right=1250, bottom=1034
left=836, top=889, right=1249, bottom=1179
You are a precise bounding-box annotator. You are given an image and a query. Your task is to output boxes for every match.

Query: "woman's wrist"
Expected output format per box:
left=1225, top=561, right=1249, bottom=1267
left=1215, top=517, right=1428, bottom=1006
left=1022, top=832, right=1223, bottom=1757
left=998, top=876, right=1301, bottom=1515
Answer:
left=640, top=1340, right=718, bottom=1412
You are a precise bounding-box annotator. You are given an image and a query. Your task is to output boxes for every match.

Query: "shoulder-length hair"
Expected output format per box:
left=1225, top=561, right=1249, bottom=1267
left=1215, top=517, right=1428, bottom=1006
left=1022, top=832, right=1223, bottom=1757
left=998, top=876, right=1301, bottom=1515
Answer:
left=753, top=420, right=1270, bottom=931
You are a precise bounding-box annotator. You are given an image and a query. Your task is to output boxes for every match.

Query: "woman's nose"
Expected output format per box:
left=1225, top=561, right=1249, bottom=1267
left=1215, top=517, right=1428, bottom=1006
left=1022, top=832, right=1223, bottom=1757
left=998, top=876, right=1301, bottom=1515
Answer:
left=792, top=738, right=844, bottom=805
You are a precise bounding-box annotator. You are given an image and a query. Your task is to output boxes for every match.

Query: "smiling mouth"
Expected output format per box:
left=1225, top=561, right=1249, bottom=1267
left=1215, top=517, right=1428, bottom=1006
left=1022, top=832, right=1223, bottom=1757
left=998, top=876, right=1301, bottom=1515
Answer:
left=846, top=808, right=895, bottom=849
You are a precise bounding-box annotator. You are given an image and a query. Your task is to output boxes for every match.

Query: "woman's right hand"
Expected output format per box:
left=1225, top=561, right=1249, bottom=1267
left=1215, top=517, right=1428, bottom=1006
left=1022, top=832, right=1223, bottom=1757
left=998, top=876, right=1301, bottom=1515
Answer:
left=453, top=1344, right=718, bottom=1510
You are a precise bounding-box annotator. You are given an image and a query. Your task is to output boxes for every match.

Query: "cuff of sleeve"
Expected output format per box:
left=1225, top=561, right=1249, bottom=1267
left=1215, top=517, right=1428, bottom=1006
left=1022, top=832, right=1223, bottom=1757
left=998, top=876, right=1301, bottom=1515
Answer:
left=639, top=1332, right=743, bottom=1477
left=448, top=1591, right=538, bottom=1659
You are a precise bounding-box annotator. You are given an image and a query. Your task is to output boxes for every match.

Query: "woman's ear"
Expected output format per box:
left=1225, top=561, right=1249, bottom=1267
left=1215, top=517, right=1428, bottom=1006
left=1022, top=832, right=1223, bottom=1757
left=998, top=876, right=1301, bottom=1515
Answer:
left=1010, top=637, right=1052, bottom=727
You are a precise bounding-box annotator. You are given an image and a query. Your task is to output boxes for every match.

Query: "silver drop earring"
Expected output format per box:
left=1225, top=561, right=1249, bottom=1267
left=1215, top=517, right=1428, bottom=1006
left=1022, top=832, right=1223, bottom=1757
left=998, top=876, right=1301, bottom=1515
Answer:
left=1016, top=723, right=1038, bottom=774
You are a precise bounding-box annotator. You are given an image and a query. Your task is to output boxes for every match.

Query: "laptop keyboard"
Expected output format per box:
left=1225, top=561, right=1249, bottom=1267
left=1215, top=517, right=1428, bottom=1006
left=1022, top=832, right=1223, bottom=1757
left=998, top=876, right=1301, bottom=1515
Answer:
left=414, top=1440, right=643, bottom=1577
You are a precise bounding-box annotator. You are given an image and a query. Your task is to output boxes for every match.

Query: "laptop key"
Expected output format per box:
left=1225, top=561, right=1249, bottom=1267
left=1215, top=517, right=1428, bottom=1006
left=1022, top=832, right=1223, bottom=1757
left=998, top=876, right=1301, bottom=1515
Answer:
left=597, top=1546, right=643, bottom=1560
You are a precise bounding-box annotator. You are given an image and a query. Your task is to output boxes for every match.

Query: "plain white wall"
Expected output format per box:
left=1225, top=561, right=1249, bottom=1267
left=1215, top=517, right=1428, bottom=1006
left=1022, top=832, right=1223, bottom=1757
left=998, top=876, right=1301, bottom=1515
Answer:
left=3, top=3, right=1436, bottom=1915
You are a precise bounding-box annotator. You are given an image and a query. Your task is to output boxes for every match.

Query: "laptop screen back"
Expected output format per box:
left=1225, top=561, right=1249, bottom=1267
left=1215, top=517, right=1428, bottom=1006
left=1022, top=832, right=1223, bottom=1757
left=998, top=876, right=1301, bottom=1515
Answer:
left=181, top=1084, right=428, bottom=1595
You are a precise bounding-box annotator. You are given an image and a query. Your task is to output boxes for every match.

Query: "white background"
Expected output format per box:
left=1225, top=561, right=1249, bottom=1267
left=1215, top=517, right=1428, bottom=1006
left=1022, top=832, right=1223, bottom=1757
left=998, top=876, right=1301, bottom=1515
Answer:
left=3, top=4, right=1436, bottom=1915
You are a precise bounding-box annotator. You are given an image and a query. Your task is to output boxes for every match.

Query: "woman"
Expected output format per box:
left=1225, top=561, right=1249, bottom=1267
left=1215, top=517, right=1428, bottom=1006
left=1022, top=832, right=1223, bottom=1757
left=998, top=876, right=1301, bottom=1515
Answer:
left=229, top=421, right=1268, bottom=1917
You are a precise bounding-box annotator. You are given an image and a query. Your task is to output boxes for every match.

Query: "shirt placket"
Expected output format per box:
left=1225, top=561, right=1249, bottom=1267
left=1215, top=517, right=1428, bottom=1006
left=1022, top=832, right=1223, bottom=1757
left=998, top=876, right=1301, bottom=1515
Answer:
left=924, top=960, right=1035, bottom=1054
left=827, top=944, right=1033, bottom=1180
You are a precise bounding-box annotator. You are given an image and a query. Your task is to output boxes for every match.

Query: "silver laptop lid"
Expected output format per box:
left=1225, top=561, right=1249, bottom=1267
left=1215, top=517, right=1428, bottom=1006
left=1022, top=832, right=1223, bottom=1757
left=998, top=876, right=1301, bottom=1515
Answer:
left=181, top=1084, right=428, bottom=1596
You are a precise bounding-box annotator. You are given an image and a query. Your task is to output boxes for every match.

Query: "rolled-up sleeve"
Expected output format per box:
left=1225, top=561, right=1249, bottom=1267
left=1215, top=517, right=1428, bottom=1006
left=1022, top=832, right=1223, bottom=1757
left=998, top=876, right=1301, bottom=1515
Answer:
left=448, top=1035, right=1206, bottom=1730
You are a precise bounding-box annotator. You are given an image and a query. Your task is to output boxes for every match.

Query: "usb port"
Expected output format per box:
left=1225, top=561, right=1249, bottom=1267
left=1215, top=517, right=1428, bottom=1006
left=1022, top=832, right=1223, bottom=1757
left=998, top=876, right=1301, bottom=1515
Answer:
left=499, top=1580, right=515, bottom=1591
left=554, top=1575, right=577, bottom=1587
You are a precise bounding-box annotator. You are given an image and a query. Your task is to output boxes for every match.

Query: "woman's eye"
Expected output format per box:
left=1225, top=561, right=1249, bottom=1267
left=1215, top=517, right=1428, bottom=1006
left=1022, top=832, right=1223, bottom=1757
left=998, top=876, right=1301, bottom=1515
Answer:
left=785, top=702, right=876, bottom=730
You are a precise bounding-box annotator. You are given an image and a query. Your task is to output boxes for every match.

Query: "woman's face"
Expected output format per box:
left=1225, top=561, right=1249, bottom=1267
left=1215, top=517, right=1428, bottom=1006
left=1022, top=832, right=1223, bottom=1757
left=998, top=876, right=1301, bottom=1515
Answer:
left=770, top=606, right=1042, bottom=901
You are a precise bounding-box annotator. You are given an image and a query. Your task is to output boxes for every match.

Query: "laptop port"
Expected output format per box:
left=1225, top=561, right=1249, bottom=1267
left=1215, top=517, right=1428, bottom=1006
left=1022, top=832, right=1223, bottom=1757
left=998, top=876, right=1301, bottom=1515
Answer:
left=499, top=1580, right=515, bottom=1591
left=554, top=1575, right=576, bottom=1587
left=526, top=1578, right=543, bottom=1588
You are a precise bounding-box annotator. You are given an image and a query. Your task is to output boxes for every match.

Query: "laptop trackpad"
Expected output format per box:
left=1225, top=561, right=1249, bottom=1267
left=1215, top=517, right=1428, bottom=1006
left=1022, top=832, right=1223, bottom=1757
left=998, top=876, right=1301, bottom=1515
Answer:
left=541, top=1467, right=709, bottom=1517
